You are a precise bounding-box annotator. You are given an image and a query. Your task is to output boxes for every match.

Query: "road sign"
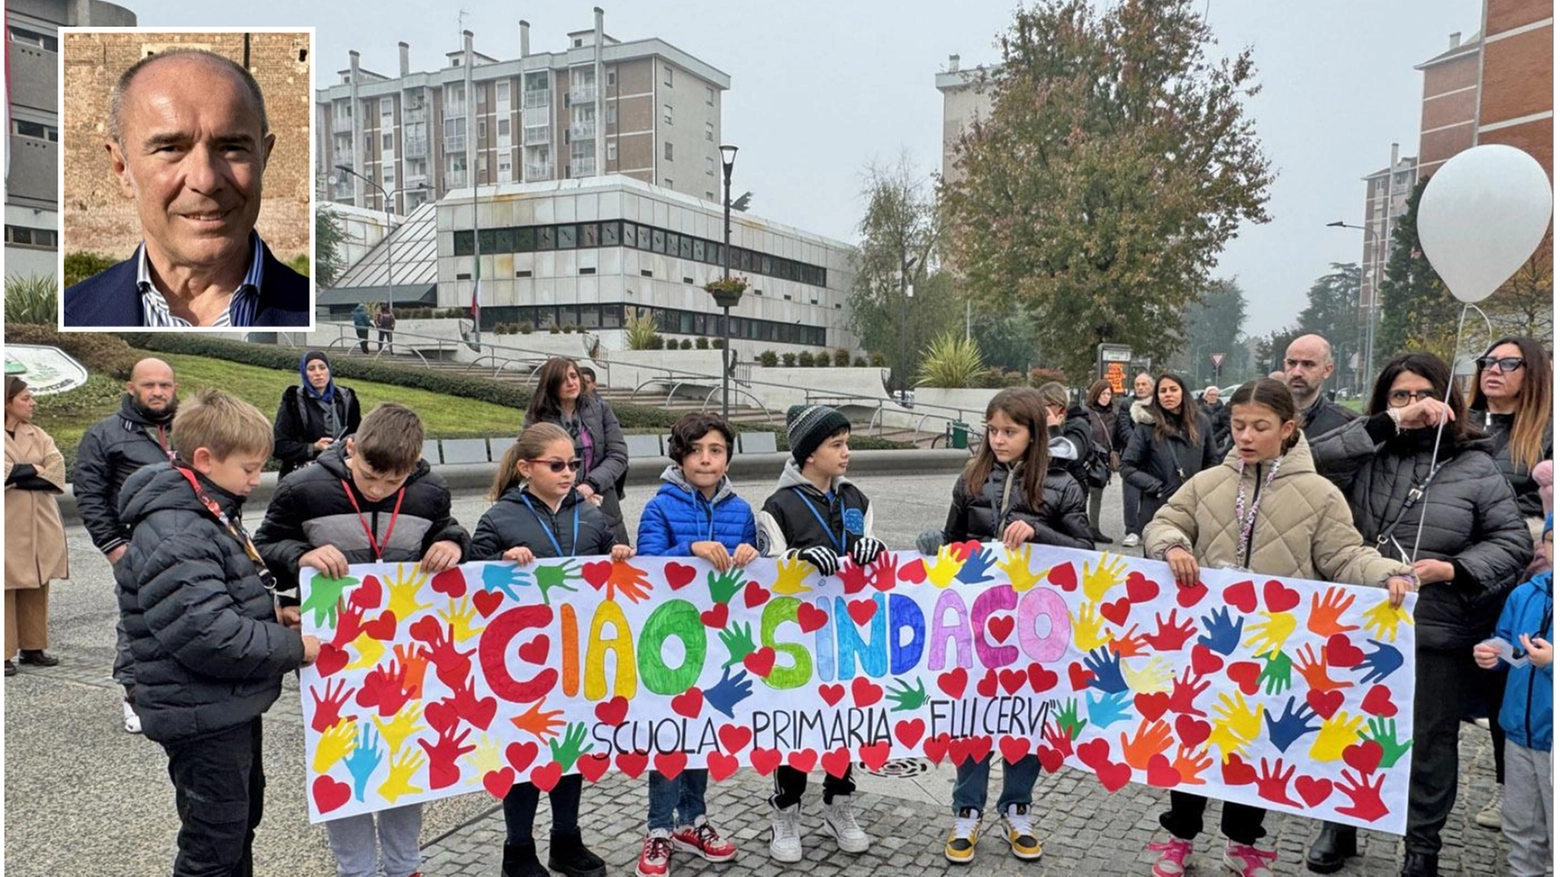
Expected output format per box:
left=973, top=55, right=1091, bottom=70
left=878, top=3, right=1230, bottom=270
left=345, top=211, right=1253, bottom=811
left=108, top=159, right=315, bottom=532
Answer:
left=1210, top=352, right=1226, bottom=369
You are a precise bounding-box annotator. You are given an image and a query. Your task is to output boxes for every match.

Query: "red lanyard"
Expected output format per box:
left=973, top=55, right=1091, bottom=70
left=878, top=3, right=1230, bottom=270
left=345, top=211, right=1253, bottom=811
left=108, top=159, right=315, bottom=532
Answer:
left=175, top=465, right=278, bottom=597
left=341, top=479, right=404, bottom=561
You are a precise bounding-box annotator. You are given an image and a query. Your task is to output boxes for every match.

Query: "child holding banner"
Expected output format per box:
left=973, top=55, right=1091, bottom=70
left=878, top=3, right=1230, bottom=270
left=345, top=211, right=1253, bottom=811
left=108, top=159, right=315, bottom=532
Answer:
left=471, top=422, right=632, bottom=877
left=633, top=412, right=756, bottom=877
left=755, top=404, right=887, bottom=862
left=1142, top=378, right=1415, bottom=877
left=933, top=387, right=1093, bottom=865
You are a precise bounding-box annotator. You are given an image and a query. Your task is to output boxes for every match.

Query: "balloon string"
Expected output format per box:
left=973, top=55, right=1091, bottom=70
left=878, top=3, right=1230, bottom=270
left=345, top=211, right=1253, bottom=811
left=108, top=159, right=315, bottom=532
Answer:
left=1410, top=302, right=1473, bottom=563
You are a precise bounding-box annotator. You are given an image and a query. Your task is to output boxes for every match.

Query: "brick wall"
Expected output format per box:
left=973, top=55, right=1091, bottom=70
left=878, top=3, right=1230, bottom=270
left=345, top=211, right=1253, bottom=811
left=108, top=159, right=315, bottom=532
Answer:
left=1480, top=29, right=1553, bottom=129
left=61, top=31, right=312, bottom=262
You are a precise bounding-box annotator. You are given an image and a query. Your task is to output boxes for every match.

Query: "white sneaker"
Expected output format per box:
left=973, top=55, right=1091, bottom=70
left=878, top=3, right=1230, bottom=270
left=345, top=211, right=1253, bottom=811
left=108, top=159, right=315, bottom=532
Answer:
left=122, top=697, right=142, bottom=734
left=769, top=801, right=803, bottom=863
left=1475, top=787, right=1503, bottom=830
left=823, top=795, right=870, bottom=854
left=1122, top=533, right=1142, bottom=548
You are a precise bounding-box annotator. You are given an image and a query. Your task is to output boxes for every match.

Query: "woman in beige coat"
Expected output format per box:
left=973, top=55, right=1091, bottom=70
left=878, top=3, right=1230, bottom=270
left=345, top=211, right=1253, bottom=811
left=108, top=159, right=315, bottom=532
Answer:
left=4, top=377, right=69, bottom=677
left=1141, top=378, right=1415, bottom=877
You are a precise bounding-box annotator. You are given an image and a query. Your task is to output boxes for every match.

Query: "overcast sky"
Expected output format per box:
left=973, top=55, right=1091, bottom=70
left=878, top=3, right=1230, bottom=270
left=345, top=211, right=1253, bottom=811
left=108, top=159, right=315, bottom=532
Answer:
left=141, top=0, right=1481, bottom=337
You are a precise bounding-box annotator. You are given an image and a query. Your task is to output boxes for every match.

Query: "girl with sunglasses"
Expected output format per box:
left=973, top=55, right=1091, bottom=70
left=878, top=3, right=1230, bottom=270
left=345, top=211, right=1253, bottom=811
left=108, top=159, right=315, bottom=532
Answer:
left=472, top=423, right=633, bottom=877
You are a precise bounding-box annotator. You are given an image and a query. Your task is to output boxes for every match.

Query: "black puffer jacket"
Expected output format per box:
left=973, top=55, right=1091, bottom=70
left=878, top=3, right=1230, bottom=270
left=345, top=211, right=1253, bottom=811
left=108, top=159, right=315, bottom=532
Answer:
left=470, top=487, right=617, bottom=560
left=72, top=395, right=176, bottom=554
left=1300, top=394, right=1357, bottom=440
left=273, top=384, right=362, bottom=477
left=1049, top=407, right=1098, bottom=491
left=115, top=464, right=305, bottom=743
left=526, top=395, right=630, bottom=543
left=1469, top=409, right=1553, bottom=519
left=254, top=441, right=470, bottom=601
left=942, top=460, right=1092, bottom=548
left=1308, top=415, right=1533, bottom=650
left=1113, top=396, right=1150, bottom=453
left=756, top=460, right=875, bottom=557
left=1120, top=406, right=1219, bottom=521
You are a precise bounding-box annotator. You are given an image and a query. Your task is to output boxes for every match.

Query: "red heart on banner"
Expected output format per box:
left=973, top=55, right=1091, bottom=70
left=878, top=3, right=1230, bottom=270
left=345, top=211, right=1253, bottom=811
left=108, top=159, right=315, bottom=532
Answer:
left=950, top=540, right=982, bottom=561
left=351, top=574, right=383, bottom=610
left=517, top=635, right=550, bottom=665
left=1226, top=662, right=1262, bottom=696
left=1068, top=662, right=1095, bottom=691
left=1307, top=689, right=1346, bottom=720
left=938, top=668, right=969, bottom=699
left=1190, top=644, right=1224, bottom=676
left=312, top=775, right=352, bottom=813
left=1126, top=571, right=1160, bottom=603
left=616, top=751, right=649, bottom=779
left=594, top=696, right=629, bottom=726
left=1343, top=740, right=1384, bottom=775
left=1176, top=579, right=1210, bottom=608
left=1221, top=754, right=1257, bottom=786
left=1037, top=744, right=1065, bottom=774
left=482, top=767, right=516, bottom=800
left=1047, top=563, right=1078, bottom=591
left=821, top=747, right=853, bottom=778
left=706, top=751, right=740, bottom=782
left=1175, top=715, right=1211, bottom=749
left=743, top=647, right=777, bottom=677
left=797, top=603, right=829, bottom=633
left=1146, top=754, right=1182, bottom=788
left=425, top=699, right=459, bottom=735
left=818, top=683, right=846, bottom=707
left=988, top=616, right=1016, bottom=643
left=1263, top=579, right=1301, bottom=612
left=895, top=719, right=926, bottom=749
left=922, top=733, right=951, bottom=764
left=967, top=735, right=993, bottom=764
left=1296, top=775, right=1335, bottom=807
left=1100, top=597, right=1133, bottom=627
left=744, top=581, right=771, bottom=608
left=362, top=610, right=398, bottom=642
left=581, top=561, right=613, bottom=589
left=898, top=558, right=929, bottom=584
left=999, top=735, right=1030, bottom=764
left=1223, top=580, right=1259, bottom=613
left=665, top=563, right=697, bottom=591
left=1361, top=684, right=1398, bottom=718
left=999, top=669, right=1028, bottom=695
left=1077, top=738, right=1112, bottom=770
left=718, top=724, right=753, bottom=753
left=1136, top=692, right=1172, bottom=723
left=465, top=692, right=498, bottom=730
left=851, top=676, right=884, bottom=708
left=506, top=741, right=539, bottom=773
left=1094, top=759, right=1133, bottom=792
left=786, top=749, right=818, bottom=773
left=577, top=753, right=611, bottom=783
left=472, top=589, right=505, bottom=617
left=977, top=668, right=999, bottom=698
left=700, top=604, right=729, bottom=629
left=1326, top=634, right=1366, bottom=668
left=431, top=567, right=467, bottom=599
left=846, top=598, right=877, bottom=627
left=1028, top=664, right=1059, bottom=693
left=750, top=748, right=782, bottom=776
left=860, top=741, right=892, bottom=771
left=530, top=762, right=562, bottom=792
left=671, top=688, right=704, bottom=719
left=654, top=751, right=687, bottom=779
left=314, top=643, right=349, bottom=678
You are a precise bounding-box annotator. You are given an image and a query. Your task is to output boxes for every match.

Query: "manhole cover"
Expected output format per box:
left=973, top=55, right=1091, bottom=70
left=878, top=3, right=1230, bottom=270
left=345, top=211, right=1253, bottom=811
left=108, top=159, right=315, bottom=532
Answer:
left=858, top=757, right=931, bottom=778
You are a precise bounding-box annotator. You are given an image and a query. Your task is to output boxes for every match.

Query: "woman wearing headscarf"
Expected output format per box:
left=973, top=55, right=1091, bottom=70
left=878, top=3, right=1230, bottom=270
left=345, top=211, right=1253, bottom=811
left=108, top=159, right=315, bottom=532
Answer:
left=4, top=377, right=69, bottom=677
left=273, top=350, right=362, bottom=478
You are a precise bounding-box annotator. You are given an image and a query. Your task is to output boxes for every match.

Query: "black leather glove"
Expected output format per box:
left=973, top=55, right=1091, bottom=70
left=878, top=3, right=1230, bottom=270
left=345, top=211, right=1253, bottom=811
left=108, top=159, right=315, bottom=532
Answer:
left=793, top=545, right=842, bottom=577
left=5, top=463, right=36, bottom=485
left=850, top=536, right=887, bottom=566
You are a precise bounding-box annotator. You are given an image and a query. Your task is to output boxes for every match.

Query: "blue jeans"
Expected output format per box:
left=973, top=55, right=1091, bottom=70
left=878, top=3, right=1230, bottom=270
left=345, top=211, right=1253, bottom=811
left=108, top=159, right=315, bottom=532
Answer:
left=951, top=753, right=1039, bottom=815
left=647, top=768, right=709, bottom=831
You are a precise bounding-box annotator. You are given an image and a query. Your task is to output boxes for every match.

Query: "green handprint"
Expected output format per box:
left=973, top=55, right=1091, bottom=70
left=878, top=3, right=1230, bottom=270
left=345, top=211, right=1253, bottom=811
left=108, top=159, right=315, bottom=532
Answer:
left=1361, top=716, right=1413, bottom=768
left=707, top=568, right=745, bottom=605
left=718, top=622, right=756, bottom=668
left=534, top=561, right=581, bottom=605
left=548, top=721, right=593, bottom=772
left=301, top=575, right=358, bottom=627
left=1056, top=698, right=1088, bottom=740
left=885, top=678, right=928, bottom=712
left=1259, top=649, right=1293, bottom=695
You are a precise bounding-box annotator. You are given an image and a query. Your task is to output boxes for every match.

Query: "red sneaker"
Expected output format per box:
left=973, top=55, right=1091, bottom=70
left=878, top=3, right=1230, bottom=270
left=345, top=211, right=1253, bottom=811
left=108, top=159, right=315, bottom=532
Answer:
left=671, top=817, right=738, bottom=862
left=637, top=831, right=673, bottom=877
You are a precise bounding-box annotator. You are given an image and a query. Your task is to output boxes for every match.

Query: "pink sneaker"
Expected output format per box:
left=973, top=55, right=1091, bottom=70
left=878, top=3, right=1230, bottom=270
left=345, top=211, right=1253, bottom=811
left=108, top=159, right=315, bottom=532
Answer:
left=1222, top=840, right=1277, bottom=877
left=1148, top=836, right=1193, bottom=877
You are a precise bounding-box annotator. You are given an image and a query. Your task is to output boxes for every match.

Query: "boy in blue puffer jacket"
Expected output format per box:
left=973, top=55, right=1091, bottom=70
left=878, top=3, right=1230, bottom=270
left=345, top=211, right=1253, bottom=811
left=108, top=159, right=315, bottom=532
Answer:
left=1475, top=512, right=1553, bottom=877
left=633, top=412, right=756, bottom=877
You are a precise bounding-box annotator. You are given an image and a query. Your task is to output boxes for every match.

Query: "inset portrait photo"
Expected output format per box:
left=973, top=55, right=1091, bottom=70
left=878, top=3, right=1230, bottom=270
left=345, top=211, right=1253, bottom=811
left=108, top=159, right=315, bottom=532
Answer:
left=59, top=28, right=315, bottom=329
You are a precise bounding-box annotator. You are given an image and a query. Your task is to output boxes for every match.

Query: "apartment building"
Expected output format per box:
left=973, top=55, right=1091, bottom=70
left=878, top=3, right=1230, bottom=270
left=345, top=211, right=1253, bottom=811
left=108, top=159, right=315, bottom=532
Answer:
left=1414, top=31, right=1482, bottom=178
left=1355, top=144, right=1419, bottom=319
left=315, top=8, right=730, bottom=216
left=934, top=54, right=994, bottom=184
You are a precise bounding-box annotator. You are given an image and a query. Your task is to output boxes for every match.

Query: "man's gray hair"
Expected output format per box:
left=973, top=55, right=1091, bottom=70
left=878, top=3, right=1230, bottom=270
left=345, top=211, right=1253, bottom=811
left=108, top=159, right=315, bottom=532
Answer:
left=106, top=48, right=269, bottom=145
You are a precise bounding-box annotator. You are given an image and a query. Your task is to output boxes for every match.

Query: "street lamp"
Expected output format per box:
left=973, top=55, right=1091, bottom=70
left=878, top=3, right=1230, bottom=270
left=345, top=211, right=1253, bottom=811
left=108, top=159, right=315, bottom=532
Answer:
left=337, top=165, right=426, bottom=324
left=1326, top=219, right=1383, bottom=392
left=719, top=144, right=739, bottom=420
left=897, top=254, right=920, bottom=403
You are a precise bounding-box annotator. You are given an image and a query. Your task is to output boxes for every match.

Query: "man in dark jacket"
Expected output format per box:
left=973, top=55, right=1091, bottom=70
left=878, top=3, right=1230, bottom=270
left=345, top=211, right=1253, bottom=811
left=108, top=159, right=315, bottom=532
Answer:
left=1285, top=334, right=1356, bottom=439
left=73, top=357, right=179, bottom=733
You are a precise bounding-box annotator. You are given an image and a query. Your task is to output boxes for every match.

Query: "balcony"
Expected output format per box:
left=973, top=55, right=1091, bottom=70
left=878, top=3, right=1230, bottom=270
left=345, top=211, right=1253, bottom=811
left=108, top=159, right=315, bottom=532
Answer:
left=525, top=162, right=554, bottom=180
left=404, top=173, right=428, bottom=189
left=332, top=179, right=355, bottom=200
left=570, top=119, right=597, bottom=140
left=443, top=131, right=467, bottom=153
left=523, top=89, right=551, bottom=109
left=403, top=107, right=427, bottom=125
left=446, top=169, right=468, bottom=187
left=570, top=158, right=597, bottom=177
left=403, top=136, right=427, bottom=158
left=523, top=125, right=551, bottom=146
left=569, top=83, right=597, bottom=104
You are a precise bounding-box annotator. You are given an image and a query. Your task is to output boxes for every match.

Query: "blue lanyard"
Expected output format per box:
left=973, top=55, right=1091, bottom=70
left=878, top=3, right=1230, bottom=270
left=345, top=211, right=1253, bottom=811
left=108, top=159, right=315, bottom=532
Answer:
left=792, top=487, right=845, bottom=553
left=518, top=493, right=579, bottom=557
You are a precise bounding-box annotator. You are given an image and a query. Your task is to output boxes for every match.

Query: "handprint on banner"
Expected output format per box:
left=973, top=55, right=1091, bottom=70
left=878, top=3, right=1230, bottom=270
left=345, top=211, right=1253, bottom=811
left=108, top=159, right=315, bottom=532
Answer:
left=313, top=718, right=358, bottom=773
left=548, top=722, right=593, bottom=771
left=1295, top=643, right=1351, bottom=694
left=1363, top=599, right=1414, bottom=643
left=1055, top=698, right=1088, bottom=741
left=481, top=563, right=534, bottom=601
left=1172, top=744, right=1213, bottom=785
left=385, top=564, right=432, bottom=620
left=1043, top=719, right=1075, bottom=757
left=1144, top=610, right=1197, bottom=652
left=925, top=545, right=965, bottom=588
left=1354, top=640, right=1405, bottom=685
left=997, top=545, right=1044, bottom=592
left=1083, top=647, right=1129, bottom=694
left=869, top=550, right=902, bottom=591
left=1243, top=610, right=1297, bottom=658
left=1072, top=602, right=1111, bottom=652
left=1209, top=691, right=1262, bottom=760
left=1168, top=667, right=1209, bottom=717
left=463, top=734, right=503, bottom=786
left=1109, top=624, right=1150, bottom=659
left=1087, top=690, right=1133, bottom=730
left=344, top=630, right=389, bottom=671
left=357, top=659, right=415, bottom=717
left=1123, top=656, right=1174, bottom=694
left=718, top=622, right=756, bottom=668
left=1198, top=607, right=1245, bottom=656
left=533, top=561, right=581, bottom=605
left=1310, top=711, right=1366, bottom=763
left=1255, top=758, right=1298, bottom=806
left=707, top=567, right=745, bottom=605
left=310, top=677, right=357, bottom=733
left=1263, top=696, right=1321, bottom=753
left=1362, top=717, right=1413, bottom=768
left=372, top=702, right=426, bottom=753
left=1082, top=553, right=1128, bottom=602
left=343, top=724, right=385, bottom=802
left=601, top=561, right=654, bottom=602
left=955, top=545, right=997, bottom=585
left=511, top=701, right=565, bottom=741
left=705, top=667, right=754, bottom=718
left=419, top=725, right=477, bottom=790
left=392, top=643, right=431, bottom=698
left=415, top=620, right=475, bottom=691
left=438, top=597, right=485, bottom=643
left=771, top=554, right=813, bottom=595
left=1258, top=650, right=1294, bottom=695
left=1336, top=768, right=1389, bottom=822
left=885, top=678, right=929, bottom=712
left=1121, top=718, right=1174, bottom=769
left=331, top=599, right=365, bottom=648
left=301, top=575, right=357, bottom=627
left=378, top=747, right=426, bottom=803
left=1308, top=588, right=1359, bottom=637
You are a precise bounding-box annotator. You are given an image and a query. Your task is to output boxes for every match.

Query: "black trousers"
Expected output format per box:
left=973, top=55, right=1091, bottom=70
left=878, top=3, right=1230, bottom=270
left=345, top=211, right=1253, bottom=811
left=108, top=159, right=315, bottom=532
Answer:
left=1483, top=667, right=1508, bottom=785
left=161, top=717, right=265, bottom=877
left=772, top=764, right=854, bottom=809
left=354, top=327, right=369, bottom=353
left=503, top=774, right=582, bottom=843
left=1407, top=647, right=1482, bottom=855
left=1160, top=791, right=1266, bottom=845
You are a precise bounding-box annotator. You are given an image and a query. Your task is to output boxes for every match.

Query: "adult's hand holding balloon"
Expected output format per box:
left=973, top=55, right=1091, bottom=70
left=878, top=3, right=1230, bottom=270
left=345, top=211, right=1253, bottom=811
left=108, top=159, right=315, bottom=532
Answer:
left=1417, top=144, right=1553, bottom=303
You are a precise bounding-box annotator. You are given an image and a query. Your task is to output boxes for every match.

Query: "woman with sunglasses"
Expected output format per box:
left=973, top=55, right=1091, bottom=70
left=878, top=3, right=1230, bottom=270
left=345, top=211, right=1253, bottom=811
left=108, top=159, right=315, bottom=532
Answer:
left=1303, top=352, right=1532, bottom=877
left=525, top=358, right=631, bottom=544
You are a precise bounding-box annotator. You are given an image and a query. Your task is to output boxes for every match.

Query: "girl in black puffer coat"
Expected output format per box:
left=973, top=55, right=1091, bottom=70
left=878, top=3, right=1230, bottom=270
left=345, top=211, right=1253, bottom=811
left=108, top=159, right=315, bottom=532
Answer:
left=1304, top=353, right=1532, bottom=877
left=1120, top=373, right=1218, bottom=529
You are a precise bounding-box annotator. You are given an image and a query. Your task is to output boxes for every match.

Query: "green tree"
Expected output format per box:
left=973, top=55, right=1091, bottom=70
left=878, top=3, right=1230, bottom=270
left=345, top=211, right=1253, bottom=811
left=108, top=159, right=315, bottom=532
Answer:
left=940, top=0, right=1272, bottom=381
left=1376, top=177, right=1457, bottom=362
left=970, top=302, right=1039, bottom=373
left=1167, top=278, right=1247, bottom=387
left=1295, top=263, right=1364, bottom=391
left=315, top=206, right=349, bottom=288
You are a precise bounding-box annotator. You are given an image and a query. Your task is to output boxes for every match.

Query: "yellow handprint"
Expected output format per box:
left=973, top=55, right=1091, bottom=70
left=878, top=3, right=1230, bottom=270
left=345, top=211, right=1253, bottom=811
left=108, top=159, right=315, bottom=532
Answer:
left=1242, top=610, right=1298, bottom=658
left=313, top=718, right=358, bottom=773
left=1363, top=599, right=1414, bottom=643
left=1071, top=601, right=1111, bottom=651
left=1211, top=691, right=1263, bottom=746
left=771, top=554, right=813, bottom=595
left=997, top=545, right=1045, bottom=593
left=373, top=702, right=426, bottom=753
left=1309, top=710, right=1366, bottom=763
left=1082, top=553, right=1128, bottom=603
left=1206, top=722, right=1253, bottom=762
left=378, top=747, right=427, bottom=804
left=345, top=631, right=388, bottom=670
left=463, top=734, right=503, bottom=786
left=1122, top=656, right=1174, bottom=694
left=925, top=545, right=965, bottom=588
left=439, top=596, right=486, bottom=643
left=385, top=563, right=432, bottom=620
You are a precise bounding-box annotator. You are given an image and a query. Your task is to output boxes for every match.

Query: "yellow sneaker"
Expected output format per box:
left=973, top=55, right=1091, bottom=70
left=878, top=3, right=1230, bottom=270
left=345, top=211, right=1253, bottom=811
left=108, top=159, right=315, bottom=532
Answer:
left=945, top=807, right=980, bottom=864
left=1001, top=804, right=1043, bottom=861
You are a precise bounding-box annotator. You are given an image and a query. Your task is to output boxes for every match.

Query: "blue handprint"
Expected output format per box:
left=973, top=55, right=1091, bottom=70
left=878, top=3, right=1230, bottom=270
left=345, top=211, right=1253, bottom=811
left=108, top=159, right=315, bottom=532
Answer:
left=1198, top=607, right=1245, bottom=656
left=1086, top=690, right=1132, bottom=730
left=1354, top=639, right=1404, bottom=684
left=342, top=723, right=384, bottom=802
left=1083, top=646, right=1128, bottom=694
left=1262, top=696, right=1321, bottom=753
left=703, top=667, right=754, bottom=719
left=955, top=545, right=997, bottom=584
left=482, top=563, right=534, bottom=601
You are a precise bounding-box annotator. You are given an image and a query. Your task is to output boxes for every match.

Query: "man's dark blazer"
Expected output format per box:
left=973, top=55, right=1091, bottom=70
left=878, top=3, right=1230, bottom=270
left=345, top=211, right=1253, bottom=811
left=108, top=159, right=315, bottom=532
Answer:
left=63, top=240, right=312, bottom=327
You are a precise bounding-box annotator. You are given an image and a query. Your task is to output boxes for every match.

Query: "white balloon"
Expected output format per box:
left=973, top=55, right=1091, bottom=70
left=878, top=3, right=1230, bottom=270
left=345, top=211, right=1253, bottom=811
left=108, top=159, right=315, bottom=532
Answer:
left=1417, top=144, right=1553, bottom=303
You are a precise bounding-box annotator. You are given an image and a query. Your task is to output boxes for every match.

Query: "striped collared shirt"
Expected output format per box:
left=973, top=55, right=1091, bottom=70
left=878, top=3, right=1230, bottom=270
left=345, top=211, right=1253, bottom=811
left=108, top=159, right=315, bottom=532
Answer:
left=137, top=232, right=265, bottom=328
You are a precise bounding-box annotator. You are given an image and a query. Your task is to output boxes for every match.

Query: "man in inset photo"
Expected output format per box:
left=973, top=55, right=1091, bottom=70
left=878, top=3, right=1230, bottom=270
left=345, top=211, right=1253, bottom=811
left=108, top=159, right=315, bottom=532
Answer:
left=63, top=48, right=310, bottom=327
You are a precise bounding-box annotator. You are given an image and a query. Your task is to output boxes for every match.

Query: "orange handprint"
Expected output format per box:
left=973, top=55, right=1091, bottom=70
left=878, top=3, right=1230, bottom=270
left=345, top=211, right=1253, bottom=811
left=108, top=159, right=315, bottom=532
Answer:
left=1172, top=745, right=1213, bottom=785
left=1109, top=624, right=1149, bottom=659
left=1295, top=643, right=1351, bottom=694
left=1307, top=588, right=1359, bottom=637
left=604, top=561, right=654, bottom=603
left=511, top=700, right=565, bottom=741
left=393, top=643, right=431, bottom=698
left=1121, top=718, right=1174, bottom=770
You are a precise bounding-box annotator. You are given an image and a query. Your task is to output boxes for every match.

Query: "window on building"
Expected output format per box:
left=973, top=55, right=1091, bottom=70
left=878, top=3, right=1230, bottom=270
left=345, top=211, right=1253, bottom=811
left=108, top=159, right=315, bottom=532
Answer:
left=601, top=221, right=620, bottom=246
left=13, top=120, right=58, bottom=141
left=663, top=104, right=672, bottom=125
left=706, top=156, right=714, bottom=175
left=705, top=122, right=714, bottom=142
left=706, top=85, right=714, bottom=105
left=558, top=225, right=577, bottom=249
left=607, top=69, right=617, bottom=86
left=664, top=178, right=673, bottom=188
left=606, top=105, right=617, bottom=124
left=383, top=166, right=394, bottom=185
left=497, top=81, right=510, bottom=103
left=498, top=118, right=511, bottom=137
left=664, top=65, right=673, bottom=86
left=574, top=38, right=583, bottom=48
left=6, top=225, right=58, bottom=248
left=383, top=133, right=393, bottom=150
left=8, top=26, right=58, bottom=52
left=478, top=120, right=487, bottom=140
left=478, top=154, right=488, bottom=172
left=607, top=142, right=618, bottom=161
left=664, top=142, right=673, bottom=161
